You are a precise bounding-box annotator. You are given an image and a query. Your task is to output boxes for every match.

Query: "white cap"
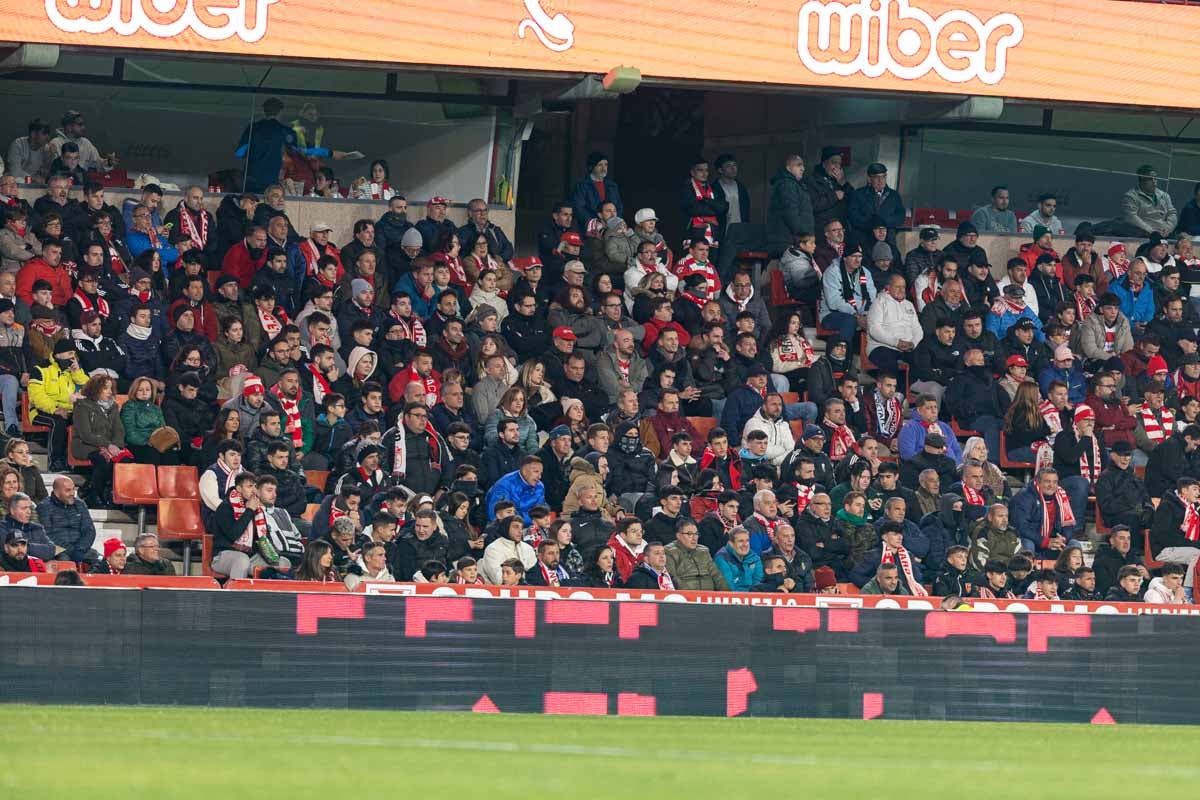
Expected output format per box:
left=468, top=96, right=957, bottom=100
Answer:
left=310, top=221, right=333, bottom=233
left=634, top=208, right=658, bottom=224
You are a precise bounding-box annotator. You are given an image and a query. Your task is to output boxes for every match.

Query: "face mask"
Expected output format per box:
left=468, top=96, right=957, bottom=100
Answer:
left=55, top=357, right=73, bottom=370
left=618, top=437, right=639, bottom=455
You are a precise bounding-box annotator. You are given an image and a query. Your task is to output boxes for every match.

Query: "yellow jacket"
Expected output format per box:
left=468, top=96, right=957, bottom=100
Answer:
left=27, top=360, right=87, bottom=420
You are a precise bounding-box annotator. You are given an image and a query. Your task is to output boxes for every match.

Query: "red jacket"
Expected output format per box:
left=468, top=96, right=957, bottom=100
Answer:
left=387, top=364, right=442, bottom=405
left=221, top=242, right=267, bottom=289
left=169, top=298, right=218, bottom=341
left=1019, top=242, right=1060, bottom=276
left=1085, top=393, right=1135, bottom=449
left=646, top=411, right=701, bottom=458
left=16, top=258, right=72, bottom=306
left=607, top=532, right=645, bottom=583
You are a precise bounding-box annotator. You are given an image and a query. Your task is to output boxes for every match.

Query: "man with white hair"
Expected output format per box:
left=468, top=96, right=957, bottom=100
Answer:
left=743, top=489, right=781, bottom=553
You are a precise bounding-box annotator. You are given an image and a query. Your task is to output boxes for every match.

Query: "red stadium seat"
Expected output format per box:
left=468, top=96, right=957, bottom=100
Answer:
left=157, top=498, right=205, bottom=576
left=769, top=270, right=800, bottom=308
left=66, top=428, right=89, bottom=469
left=999, top=431, right=1035, bottom=471
left=157, top=466, right=199, bottom=499
left=688, top=416, right=718, bottom=443
left=304, top=470, right=329, bottom=491
left=21, top=394, right=47, bottom=434
left=113, top=463, right=159, bottom=535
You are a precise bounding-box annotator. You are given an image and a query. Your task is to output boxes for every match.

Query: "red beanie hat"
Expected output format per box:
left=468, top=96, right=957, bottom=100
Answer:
left=242, top=375, right=265, bottom=396
left=1074, top=404, right=1095, bottom=423
left=1148, top=355, right=1169, bottom=376
left=103, top=537, right=126, bottom=560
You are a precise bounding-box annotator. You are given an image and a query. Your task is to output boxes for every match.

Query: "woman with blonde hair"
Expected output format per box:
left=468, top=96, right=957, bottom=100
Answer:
left=121, top=376, right=181, bottom=466
left=518, top=358, right=558, bottom=430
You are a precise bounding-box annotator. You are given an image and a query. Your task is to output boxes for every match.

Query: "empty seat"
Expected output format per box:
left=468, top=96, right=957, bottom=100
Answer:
left=157, top=498, right=205, bottom=575
left=687, top=416, right=718, bottom=443
left=304, top=470, right=330, bottom=491
left=157, top=465, right=199, bottom=499
left=113, top=463, right=159, bottom=534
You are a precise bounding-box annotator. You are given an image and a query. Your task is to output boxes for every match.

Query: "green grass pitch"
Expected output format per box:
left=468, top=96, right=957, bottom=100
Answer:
left=2, top=704, right=1199, bottom=798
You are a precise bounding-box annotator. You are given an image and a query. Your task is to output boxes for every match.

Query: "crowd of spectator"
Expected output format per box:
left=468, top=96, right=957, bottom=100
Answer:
left=1, top=102, right=1199, bottom=606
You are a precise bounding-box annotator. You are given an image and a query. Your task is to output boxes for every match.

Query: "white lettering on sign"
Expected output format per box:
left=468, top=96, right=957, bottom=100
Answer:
left=797, top=0, right=1023, bottom=86
left=45, top=0, right=278, bottom=43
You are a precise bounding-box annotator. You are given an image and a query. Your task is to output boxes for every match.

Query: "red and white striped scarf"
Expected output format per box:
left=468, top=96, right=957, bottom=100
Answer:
left=1180, top=492, right=1200, bottom=542
left=388, top=312, right=428, bottom=349
left=307, top=362, right=331, bottom=405
left=1030, top=583, right=1057, bottom=601
left=300, top=239, right=342, bottom=280
left=880, top=545, right=928, bottom=596
left=920, top=271, right=940, bottom=307
left=1038, top=400, right=1063, bottom=437
left=329, top=501, right=348, bottom=528
left=847, top=270, right=869, bottom=312
left=616, top=358, right=630, bottom=382
left=1141, top=405, right=1174, bottom=443
left=824, top=418, right=857, bottom=460
left=1039, top=488, right=1077, bottom=547
left=1107, top=257, right=1128, bottom=280
left=792, top=483, right=814, bottom=514
left=271, top=384, right=303, bottom=450
left=752, top=512, right=779, bottom=543
left=103, top=237, right=127, bottom=275
left=1075, top=292, right=1094, bottom=322
left=392, top=423, right=442, bottom=479
left=224, top=467, right=256, bottom=553
left=992, top=294, right=1027, bottom=316
left=367, top=181, right=391, bottom=200
left=1076, top=428, right=1102, bottom=482
left=674, top=255, right=721, bottom=298
left=257, top=305, right=285, bottom=341
left=687, top=179, right=717, bottom=229
left=176, top=202, right=208, bottom=249
left=72, top=289, right=109, bottom=318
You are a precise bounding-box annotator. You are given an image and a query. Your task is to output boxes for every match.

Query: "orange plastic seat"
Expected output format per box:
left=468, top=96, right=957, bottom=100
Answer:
left=66, top=428, right=89, bottom=469
left=157, top=498, right=205, bottom=574
left=113, top=463, right=159, bottom=534
left=688, top=416, right=718, bottom=443
left=157, top=465, right=199, bottom=499
left=21, top=394, right=48, bottom=434
left=304, top=470, right=330, bottom=491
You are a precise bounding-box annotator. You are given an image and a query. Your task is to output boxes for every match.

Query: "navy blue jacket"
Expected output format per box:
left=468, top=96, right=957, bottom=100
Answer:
left=571, top=176, right=623, bottom=229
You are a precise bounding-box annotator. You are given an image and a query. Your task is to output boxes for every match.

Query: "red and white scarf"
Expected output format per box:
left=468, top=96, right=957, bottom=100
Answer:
left=1174, top=369, right=1200, bottom=401
left=307, top=362, right=331, bottom=405
left=176, top=202, right=208, bottom=249
left=962, top=485, right=986, bottom=506
left=392, top=423, right=442, bottom=479
left=257, top=305, right=285, bottom=341
left=992, top=294, right=1027, bottom=316
left=1180, top=492, right=1200, bottom=542
left=752, top=512, right=779, bottom=543
left=687, top=179, right=717, bottom=229
left=776, top=335, right=815, bottom=366
left=356, top=466, right=386, bottom=489
left=1107, top=257, right=1128, bottom=280
left=103, top=237, right=127, bottom=275
left=223, top=466, right=257, bottom=553
left=793, top=482, right=814, bottom=513
left=1141, top=405, right=1174, bottom=444
left=848, top=270, right=869, bottom=312
left=654, top=567, right=675, bottom=591
left=880, top=545, right=928, bottom=596
left=367, top=181, right=391, bottom=200
left=1075, top=293, right=1095, bottom=322
left=1076, top=428, right=1102, bottom=483
left=616, top=357, right=630, bottom=382
left=271, top=384, right=304, bottom=450
left=72, top=288, right=109, bottom=318
left=1029, top=583, right=1058, bottom=601
left=1038, top=488, right=1077, bottom=548
left=538, top=562, right=568, bottom=586
left=389, top=312, right=428, bottom=349
left=1038, top=400, right=1064, bottom=437
left=329, top=501, right=349, bottom=529
left=873, top=389, right=901, bottom=439
left=674, top=254, right=721, bottom=298
left=825, top=419, right=857, bottom=460
left=920, top=271, right=940, bottom=307
left=299, top=239, right=343, bottom=280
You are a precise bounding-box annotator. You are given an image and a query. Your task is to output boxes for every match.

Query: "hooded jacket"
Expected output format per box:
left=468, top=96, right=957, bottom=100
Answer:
left=560, top=455, right=607, bottom=518
left=898, top=408, right=963, bottom=463
left=713, top=543, right=764, bottom=591
left=607, top=422, right=658, bottom=497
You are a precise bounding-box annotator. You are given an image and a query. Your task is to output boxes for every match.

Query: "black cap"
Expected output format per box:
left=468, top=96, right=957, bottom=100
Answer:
left=0, top=299, right=13, bottom=314
left=3, top=530, right=27, bottom=545
left=1110, top=440, right=1134, bottom=455
left=919, top=227, right=939, bottom=242
left=53, top=339, right=76, bottom=356
left=1003, top=283, right=1025, bottom=297
left=1183, top=353, right=1200, bottom=366
left=866, top=162, right=887, bottom=176
left=1013, top=318, right=1036, bottom=330
left=177, top=372, right=202, bottom=389
left=925, top=432, right=947, bottom=448
left=746, top=363, right=769, bottom=378
left=957, top=220, right=978, bottom=237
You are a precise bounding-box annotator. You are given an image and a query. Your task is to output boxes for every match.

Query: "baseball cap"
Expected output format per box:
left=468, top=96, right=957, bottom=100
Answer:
left=1005, top=355, right=1028, bottom=369
left=559, top=232, right=583, bottom=248
left=310, top=221, right=333, bottom=233
left=3, top=530, right=27, bottom=545
left=552, top=326, right=577, bottom=341
left=925, top=432, right=947, bottom=448
left=1053, top=345, right=1075, bottom=361
left=919, top=227, right=939, bottom=242
left=1013, top=318, right=1036, bottom=331
left=866, top=162, right=887, bottom=176
left=429, top=196, right=450, bottom=206
left=548, top=425, right=571, bottom=439
left=1003, top=283, right=1025, bottom=297
left=802, top=424, right=825, bottom=440
left=634, top=208, right=658, bottom=224
left=563, top=260, right=586, bottom=274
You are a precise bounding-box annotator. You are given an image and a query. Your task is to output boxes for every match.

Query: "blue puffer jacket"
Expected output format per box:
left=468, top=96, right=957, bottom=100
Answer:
left=1109, top=273, right=1156, bottom=325
left=714, top=544, right=764, bottom=592
left=36, top=495, right=97, bottom=562
left=117, top=326, right=164, bottom=381
left=485, top=469, right=545, bottom=524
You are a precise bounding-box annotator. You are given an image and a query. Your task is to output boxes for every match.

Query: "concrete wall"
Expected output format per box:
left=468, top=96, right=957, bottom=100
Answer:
left=16, top=186, right=515, bottom=252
